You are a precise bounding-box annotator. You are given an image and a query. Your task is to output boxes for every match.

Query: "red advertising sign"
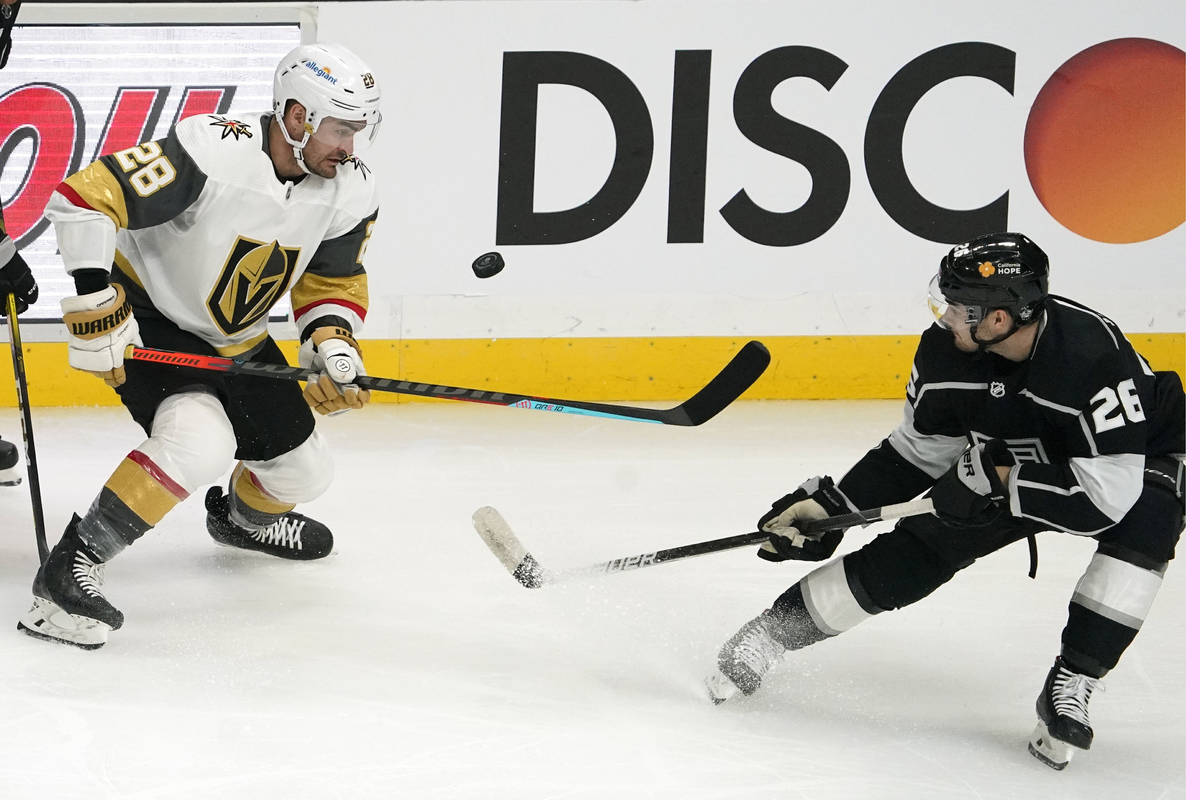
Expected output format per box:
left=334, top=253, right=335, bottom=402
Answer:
left=0, top=23, right=300, bottom=319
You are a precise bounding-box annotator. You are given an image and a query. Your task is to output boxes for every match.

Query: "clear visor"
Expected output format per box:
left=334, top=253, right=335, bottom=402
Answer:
left=309, top=114, right=381, bottom=153
left=927, top=275, right=982, bottom=331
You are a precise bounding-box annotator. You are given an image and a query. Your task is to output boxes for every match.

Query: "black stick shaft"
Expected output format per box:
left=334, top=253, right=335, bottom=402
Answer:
left=126, top=340, right=769, bottom=427
left=551, top=498, right=935, bottom=582
left=6, top=296, right=47, bottom=562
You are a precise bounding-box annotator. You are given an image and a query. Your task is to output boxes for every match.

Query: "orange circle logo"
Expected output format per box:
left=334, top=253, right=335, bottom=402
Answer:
left=1024, top=38, right=1184, bottom=244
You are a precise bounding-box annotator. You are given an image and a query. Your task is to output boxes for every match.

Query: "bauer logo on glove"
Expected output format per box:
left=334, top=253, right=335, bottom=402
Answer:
left=930, top=439, right=1014, bottom=527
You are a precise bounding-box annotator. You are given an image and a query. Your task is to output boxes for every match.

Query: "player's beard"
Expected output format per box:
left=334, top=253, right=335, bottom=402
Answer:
left=302, top=148, right=341, bottom=179
left=947, top=323, right=981, bottom=354
left=952, top=333, right=981, bottom=354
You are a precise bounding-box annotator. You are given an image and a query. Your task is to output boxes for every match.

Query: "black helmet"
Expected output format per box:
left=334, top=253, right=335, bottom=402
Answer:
left=937, top=232, right=1049, bottom=326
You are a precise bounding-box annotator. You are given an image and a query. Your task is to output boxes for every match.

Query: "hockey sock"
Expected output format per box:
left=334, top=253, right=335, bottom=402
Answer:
left=772, top=556, right=877, bottom=646
left=76, top=450, right=189, bottom=560
left=769, top=591, right=833, bottom=651
left=1060, top=549, right=1166, bottom=678
left=228, top=462, right=296, bottom=530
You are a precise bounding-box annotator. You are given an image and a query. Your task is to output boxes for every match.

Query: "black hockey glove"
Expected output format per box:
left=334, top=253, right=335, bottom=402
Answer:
left=930, top=439, right=1014, bottom=528
left=0, top=248, right=37, bottom=316
left=756, top=475, right=852, bottom=562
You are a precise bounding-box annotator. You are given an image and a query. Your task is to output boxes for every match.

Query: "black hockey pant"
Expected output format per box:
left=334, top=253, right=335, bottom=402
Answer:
left=775, top=458, right=1184, bottom=677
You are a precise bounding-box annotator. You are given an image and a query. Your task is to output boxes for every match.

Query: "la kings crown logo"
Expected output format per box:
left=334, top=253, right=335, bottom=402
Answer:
left=208, top=236, right=301, bottom=334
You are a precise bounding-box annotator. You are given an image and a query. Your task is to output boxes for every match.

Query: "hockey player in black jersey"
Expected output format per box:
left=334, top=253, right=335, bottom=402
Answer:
left=705, top=232, right=1185, bottom=770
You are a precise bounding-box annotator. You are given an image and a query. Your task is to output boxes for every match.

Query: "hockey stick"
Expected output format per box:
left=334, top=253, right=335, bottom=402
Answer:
left=124, top=340, right=770, bottom=426
left=0, top=1, right=22, bottom=70
left=472, top=498, right=935, bottom=588
left=5, top=294, right=47, bottom=562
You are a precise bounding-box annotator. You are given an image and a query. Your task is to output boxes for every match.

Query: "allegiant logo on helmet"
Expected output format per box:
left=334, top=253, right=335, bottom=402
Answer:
left=303, top=60, right=338, bottom=85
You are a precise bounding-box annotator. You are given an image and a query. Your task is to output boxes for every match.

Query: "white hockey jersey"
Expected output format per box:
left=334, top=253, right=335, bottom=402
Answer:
left=45, top=113, right=378, bottom=355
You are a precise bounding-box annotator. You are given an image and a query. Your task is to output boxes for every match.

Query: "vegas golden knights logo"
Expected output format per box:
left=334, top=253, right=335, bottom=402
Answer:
left=208, top=237, right=301, bottom=334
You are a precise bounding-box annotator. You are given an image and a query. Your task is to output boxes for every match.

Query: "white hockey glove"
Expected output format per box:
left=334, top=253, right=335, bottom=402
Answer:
left=756, top=475, right=852, bottom=562
left=60, top=284, right=140, bottom=387
left=299, top=325, right=371, bottom=415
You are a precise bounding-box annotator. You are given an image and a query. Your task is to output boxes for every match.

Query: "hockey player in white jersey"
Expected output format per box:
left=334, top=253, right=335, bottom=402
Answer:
left=704, top=233, right=1185, bottom=770
left=21, top=42, right=382, bottom=649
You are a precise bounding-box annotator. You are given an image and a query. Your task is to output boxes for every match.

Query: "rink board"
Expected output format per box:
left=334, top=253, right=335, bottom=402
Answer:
left=0, top=332, right=1182, bottom=406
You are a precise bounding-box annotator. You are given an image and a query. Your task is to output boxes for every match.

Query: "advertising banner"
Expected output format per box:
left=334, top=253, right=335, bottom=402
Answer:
left=0, top=1, right=1183, bottom=403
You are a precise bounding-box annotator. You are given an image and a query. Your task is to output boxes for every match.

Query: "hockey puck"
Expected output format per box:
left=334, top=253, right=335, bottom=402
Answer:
left=472, top=251, right=505, bottom=278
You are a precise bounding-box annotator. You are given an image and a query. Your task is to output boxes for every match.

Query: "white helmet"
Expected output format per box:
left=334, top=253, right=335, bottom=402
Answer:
left=273, top=42, right=382, bottom=171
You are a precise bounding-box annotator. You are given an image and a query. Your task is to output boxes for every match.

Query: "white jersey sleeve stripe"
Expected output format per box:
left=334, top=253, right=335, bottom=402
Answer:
left=1011, top=452, right=1142, bottom=533
left=1018, top=388, right=1080, bottom=415
left=1067, top=452, right=1143, bottom=520
left=914, top=380, right=988, bottom=406
left=887, top=402, right=967, bottom=478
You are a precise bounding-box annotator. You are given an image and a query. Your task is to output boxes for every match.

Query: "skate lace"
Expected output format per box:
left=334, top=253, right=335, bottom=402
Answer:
left=71, top=551, right=107, bottom=598
left=1050, top=668, right=1102, bottom=726
left=732, top=620, right=786, bottom=677
left=252, top=518, right=305, bottom=550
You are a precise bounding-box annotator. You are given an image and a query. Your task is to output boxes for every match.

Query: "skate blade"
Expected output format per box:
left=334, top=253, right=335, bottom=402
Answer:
left=0, top=465, right=22, bottom=486
left=704, top=671, right=740, bottom=705
left=210, top=538, right=333, bottom=561
left=1028, top=720, right=1073, bottom=770
left=17, top=597, right=109, bottom=649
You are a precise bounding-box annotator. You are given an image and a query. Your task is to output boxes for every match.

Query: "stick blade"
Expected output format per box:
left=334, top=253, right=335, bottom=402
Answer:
left=471, top=506, right=547, bottom=588
left=673, top=340, right=770, bottom=426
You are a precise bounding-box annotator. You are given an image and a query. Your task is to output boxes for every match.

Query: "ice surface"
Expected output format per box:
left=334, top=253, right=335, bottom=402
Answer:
left=0, top=401, right=1184, bottom=799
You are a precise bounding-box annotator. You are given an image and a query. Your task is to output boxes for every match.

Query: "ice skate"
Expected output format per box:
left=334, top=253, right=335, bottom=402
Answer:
left=205, top=486, right=333, bottom=560
left=0, top=436, right=21, bottom=486
left=705, top=611, right=787, bottom=703
left=1027, top=656, right=1102, bottom=769
left=17, top=514, right=123, bottom=649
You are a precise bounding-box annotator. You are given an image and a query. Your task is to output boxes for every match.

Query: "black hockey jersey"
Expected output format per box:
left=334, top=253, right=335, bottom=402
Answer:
left=838, top=296, right=1185, bottom=535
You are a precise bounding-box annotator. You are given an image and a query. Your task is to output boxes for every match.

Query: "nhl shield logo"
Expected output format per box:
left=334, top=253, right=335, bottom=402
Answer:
left=990, top=381, right=1006, bottom=398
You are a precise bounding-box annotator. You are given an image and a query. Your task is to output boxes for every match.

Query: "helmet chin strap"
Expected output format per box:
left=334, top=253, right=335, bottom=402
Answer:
left=275, top=113, right=313, bottom=176
left=969, top=323, right=1019, bottom=349
left=968, top=309, right=1030, bottom=349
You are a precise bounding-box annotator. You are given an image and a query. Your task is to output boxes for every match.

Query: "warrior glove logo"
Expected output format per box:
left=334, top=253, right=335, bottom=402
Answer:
left=208, top=236, right=300, bottom=335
